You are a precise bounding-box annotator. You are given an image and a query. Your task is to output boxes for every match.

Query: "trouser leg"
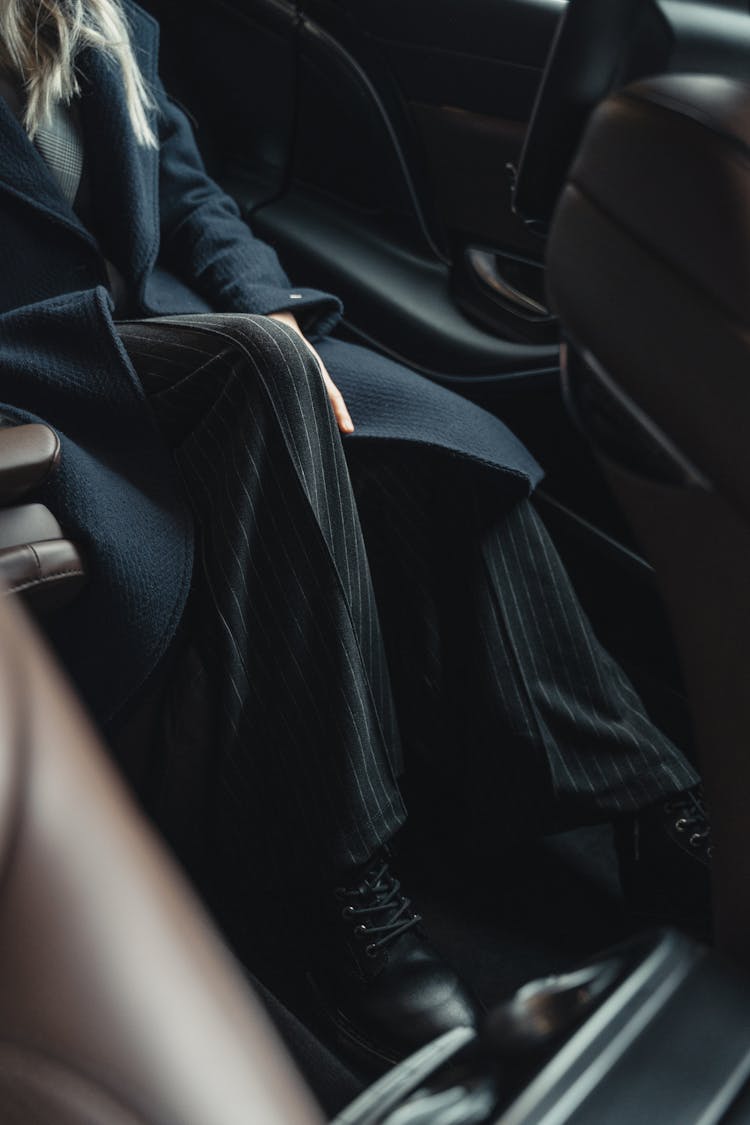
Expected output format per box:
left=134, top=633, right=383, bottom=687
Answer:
left=346, top=444, right=698, bottom=839
left=117, top=316, right=406, bottom=907
left=470, top=492, right=698, bottom=823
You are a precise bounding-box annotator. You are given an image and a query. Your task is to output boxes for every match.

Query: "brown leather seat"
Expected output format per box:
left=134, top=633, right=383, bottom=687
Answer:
left=0, top=422, right=85, bottom=609
left=546, top=74, right=750, bottom=961
left=0, top=590, right=323, bottom=1124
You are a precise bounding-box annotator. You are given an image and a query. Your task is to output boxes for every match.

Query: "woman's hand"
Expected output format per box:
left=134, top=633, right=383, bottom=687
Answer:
left=267, top=311, right=354, bottom=434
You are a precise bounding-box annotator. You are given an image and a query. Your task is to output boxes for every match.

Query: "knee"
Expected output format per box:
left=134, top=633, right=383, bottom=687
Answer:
left=166, top=314, right=331, bottom=440
left=214, top=315, right=319, bottom=375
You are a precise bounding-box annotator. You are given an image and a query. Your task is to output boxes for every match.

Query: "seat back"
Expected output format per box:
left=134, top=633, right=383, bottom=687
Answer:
left=0, top=592, right=322, bottom=1124
left=546, top=74, right=750, bottom=961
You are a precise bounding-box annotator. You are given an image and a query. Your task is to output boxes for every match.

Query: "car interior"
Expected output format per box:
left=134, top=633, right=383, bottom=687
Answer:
left=1, top=0, right=749, bottom=1119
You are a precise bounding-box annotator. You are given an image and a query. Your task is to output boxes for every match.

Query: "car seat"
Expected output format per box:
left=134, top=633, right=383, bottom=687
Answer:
left=0, top=586, right=323, bottom=1123
left=0, top=421, right=85, bottom=609
left=546, top=73, right=750, bottom=961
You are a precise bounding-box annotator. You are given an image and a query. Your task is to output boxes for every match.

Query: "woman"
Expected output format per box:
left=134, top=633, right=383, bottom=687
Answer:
left=0, top=0, right=707, bottom=1068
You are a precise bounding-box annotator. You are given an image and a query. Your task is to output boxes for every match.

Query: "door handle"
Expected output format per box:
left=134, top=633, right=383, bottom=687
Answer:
left=466, top=247, right=550, bottom=319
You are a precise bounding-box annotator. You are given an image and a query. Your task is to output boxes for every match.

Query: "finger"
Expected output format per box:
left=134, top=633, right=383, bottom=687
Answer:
left=321, top=368, right=355, bottom=434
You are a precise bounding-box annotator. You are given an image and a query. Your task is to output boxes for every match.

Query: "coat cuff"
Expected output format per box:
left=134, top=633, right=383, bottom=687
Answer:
left=255, top=286, right=343, bottom=340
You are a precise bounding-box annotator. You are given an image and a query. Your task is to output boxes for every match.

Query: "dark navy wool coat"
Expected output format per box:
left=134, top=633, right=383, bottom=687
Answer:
left=0, top=0, right=541, bottom=727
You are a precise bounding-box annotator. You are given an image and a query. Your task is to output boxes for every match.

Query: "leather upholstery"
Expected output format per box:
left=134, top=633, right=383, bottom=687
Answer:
left=0, top=422, right=60, bottom=505
left=0, top=502, right=63, bottom=547
left=0, top=540, right=85, bottom=609
left=545, top=73, right=750, bottom=961
left=546, top=73, right=750, bottom=521
left=0, top=592, right=323, bottom=1125
left=0, top=425, right=85, bottom=609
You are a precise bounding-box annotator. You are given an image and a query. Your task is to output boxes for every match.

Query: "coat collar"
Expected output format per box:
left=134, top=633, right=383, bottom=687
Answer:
left=0, top=95, right=100, bottom=251
left=0, top=0, right=161, bottom=286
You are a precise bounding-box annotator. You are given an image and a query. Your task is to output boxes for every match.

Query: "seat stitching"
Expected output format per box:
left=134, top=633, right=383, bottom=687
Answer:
left=6, top=568, right=85, bottom=596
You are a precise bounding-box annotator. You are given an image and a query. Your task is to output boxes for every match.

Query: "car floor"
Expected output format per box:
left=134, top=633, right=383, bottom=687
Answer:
left=401, top=823, right=637, bottom=1010
left=253, top=818, right=641, bottom=1116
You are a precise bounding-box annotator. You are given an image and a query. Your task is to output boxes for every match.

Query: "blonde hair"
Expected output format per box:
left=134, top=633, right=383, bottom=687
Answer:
left=0, top=0, right=157, bottom=146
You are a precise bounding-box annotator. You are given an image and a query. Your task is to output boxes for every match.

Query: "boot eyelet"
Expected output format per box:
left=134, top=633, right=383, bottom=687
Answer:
left=355, top=925, right=368, bottom=940
left=689, top=833, right=707, bottom=848
left=365, top=944, right=379, bottom=958
left=675, top=818, right=688, bottom=832
left=341, top=906, right=355, bottom=918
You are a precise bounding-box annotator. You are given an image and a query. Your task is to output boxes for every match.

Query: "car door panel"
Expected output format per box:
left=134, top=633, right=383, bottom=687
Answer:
left=249, top=186, right=557, bottom=376
left=305, top=0, right=561, bottom=257
left=290, top=17, right=439, bottom=252
left=143, top=0, right=562, bottom=372
left=291, top=0, right=561, bottom=258
left=407, top=104, right=533, bottom=254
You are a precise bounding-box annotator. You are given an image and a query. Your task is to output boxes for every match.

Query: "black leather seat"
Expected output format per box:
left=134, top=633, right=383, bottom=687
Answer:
left=546, top=74, right=750, bottom=961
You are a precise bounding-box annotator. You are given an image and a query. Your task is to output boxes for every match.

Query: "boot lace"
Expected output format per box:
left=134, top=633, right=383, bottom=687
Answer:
left=336, top=861, right=422, bottom=958
left=664, top=786, right=713, bottom=857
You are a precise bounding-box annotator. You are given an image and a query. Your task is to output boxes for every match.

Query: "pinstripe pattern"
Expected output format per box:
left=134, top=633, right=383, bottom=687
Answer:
left=119, top=314, right=405, bottom=900
left=347, top=449, right=697, bottom=837
left=478, top=500, right=695, bottom=816
left=117, top=314, right=697, bottom=905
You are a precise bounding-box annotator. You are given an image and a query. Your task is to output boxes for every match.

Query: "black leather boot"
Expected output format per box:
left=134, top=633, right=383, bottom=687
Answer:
left=615, top=785, right=712, bottom=939
left=310, top=854, right=481, bottom=1071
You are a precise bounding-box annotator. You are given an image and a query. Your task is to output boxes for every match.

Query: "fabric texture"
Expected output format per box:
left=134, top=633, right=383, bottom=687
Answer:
left=0, top=0, right=541, bottom=727
left=119, top=315, right=407, bottom=906
left=114, top=316, right=696, bottom=925
left=318, top=336, right=541, bottom=493
left=0, top=289, right=194, bottom=726
left=33, top=101, right=84, bottom=204
left=345, top=443, right=699, bottom=832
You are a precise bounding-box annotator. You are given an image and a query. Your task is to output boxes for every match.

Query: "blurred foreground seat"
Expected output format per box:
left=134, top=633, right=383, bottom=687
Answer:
left=0, top=589, right=322, bottom=1124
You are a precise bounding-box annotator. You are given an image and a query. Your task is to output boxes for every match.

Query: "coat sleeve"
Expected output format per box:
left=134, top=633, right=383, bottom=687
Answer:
left=155, top=79, right=342, bottom=338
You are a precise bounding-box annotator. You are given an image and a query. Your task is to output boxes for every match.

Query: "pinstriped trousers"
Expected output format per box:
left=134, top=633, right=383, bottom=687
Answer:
left=117, top=314, right=697, bottom=908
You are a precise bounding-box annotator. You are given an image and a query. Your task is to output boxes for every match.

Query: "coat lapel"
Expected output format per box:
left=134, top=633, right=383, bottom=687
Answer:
left=0, top=1, right=161, bottom=288
left=0, top=96, right=99, bottom=251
